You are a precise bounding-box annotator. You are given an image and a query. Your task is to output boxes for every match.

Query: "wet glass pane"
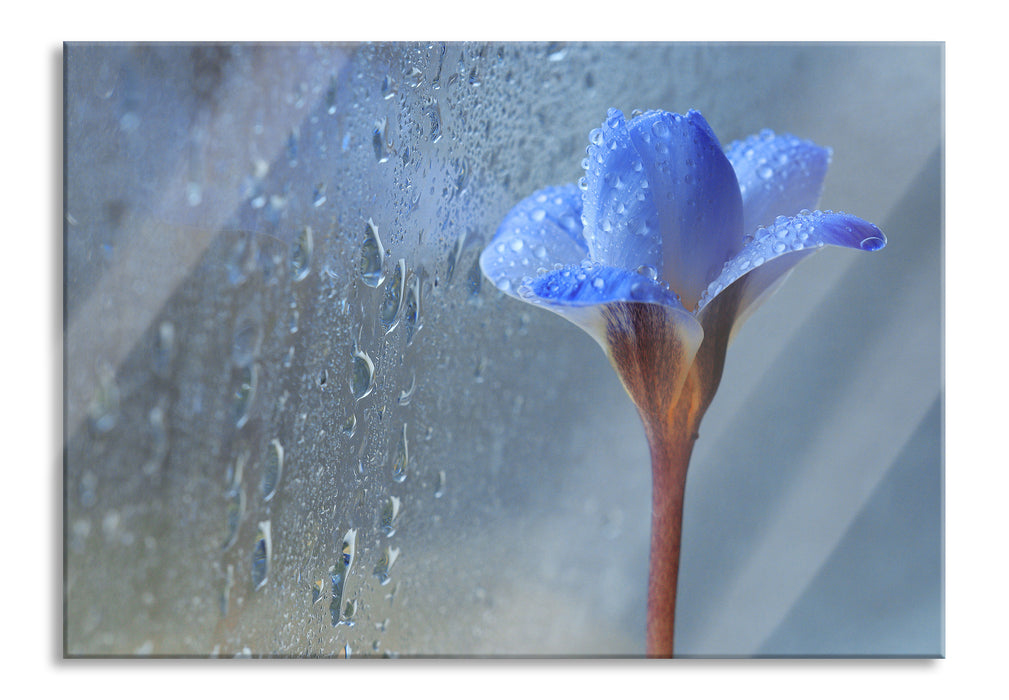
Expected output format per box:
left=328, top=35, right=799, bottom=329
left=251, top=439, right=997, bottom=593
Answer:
left=63, top=42, right=942, bottom=657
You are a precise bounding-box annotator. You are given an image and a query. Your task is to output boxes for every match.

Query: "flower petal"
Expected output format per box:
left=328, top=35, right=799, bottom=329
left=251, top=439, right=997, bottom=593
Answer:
left=479, top=183, right=588, bottom=299
left=623, top=110, right=745, bottom=310
left=580, top=108, right=665, bottom=277
left=527, top=261, right=686, bottom=309
left=520, top=261, right=705, bottom=413
left=726, top=130, right=832, bottom=233
left=517, top=261, right=700, bottom=353
left=696, top=209, right=887, bottom=329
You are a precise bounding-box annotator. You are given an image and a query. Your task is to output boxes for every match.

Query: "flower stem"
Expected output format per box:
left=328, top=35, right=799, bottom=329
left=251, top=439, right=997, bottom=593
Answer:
left=644, top=418, right=695, bottom=658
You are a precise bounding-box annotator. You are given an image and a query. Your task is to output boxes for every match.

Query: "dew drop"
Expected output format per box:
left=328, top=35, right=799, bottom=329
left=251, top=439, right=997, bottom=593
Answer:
left=759, top=165, right=774, bottom=180
left=349, top=350, right=375, bottom=401
left=636, top=264, right=658, bottom=280
left=372, top=118, right=389, bottom=163
left=380, top=258, right=407, bottom=332
left=403, top=274, right=423, bottom=345
left=381, top=74, right=397, bottom=99
left=261, top=439, right=284, bottom=502
left=222, top=487, right=244, bottom=550
left=342, top=413, right=358, bottom=437
left=232, top=364, right=258, bottom=429
left=291, top=225, right=313, bottom=281
left=859, top=235, right=885, bottom=251
left=391, top=423, right=409, bottom=483
left=398, top=371, right=416, bottom=406
left=546, top=42, right=567, bottom=61
left=434, top=470, right=446, bottom=498
left=446, top=232, right=466, bottom=282
left=312, top=183, right=327, bottom=207
left=330, top=529, right=357, bottom=626
left=251, top=520, right=271, bottom=591
left=360, top=219, right=386, bottom=287
left=342, top=599, right=358, bottom=626
left=373, top=545, right=400, bottom=586
left=427, top=98, right=443, bottom=143
left=380, top=495, right=401, bottom=537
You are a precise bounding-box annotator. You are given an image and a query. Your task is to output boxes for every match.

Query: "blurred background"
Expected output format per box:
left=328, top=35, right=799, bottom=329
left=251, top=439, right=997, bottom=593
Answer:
left=63, top=42, right=942, bottom=657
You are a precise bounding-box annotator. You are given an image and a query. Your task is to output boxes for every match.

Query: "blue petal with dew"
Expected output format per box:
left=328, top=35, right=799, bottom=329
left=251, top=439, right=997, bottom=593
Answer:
left=697, top=209, right=887, bottom=312
left=525, top=261, right=688, bottom=311
left=726, top=129, right=831, bottom=234
left=623, top=110, right=745, bottom=309
left=580, top=108, right=664, bottom=276
left=480, top=183, right=588, bottom=297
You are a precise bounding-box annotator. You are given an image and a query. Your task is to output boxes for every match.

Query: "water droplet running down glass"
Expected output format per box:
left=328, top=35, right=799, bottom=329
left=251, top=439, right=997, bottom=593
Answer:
left=359, top=219, right=386, bottom=288
left=261, top=439, right=284, bottom=502
left=373, top=117, right=390, bottom=163
left=222, top=488, right=244, bottom=550
left=231, top=364, right=258, bottom=429
left=380, top=496, right=401, bottom=537
left=380, top=258, right=406, bottom=332
left=349, top=350, right=375, bottom=401
left=251, top=520, right=271, bottom=591
left=403, top=274, right=422, bottom=345
left=329, top=529, right=357, bottom=627
left=291, top=225, right=313, bottom=281
left=391, top=423, right=409, bottom=483
left=373, top=545, right=400, bottom=586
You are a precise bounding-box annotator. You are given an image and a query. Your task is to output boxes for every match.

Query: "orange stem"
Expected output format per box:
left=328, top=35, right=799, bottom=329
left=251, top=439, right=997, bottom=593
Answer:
left=644, top=420, right=695, bottom=658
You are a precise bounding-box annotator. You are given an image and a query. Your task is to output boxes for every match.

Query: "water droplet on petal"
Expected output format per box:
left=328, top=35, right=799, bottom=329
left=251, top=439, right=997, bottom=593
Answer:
left=859, top=235, right=885, bottom=251
left=636, top=264, right=658, bottom=280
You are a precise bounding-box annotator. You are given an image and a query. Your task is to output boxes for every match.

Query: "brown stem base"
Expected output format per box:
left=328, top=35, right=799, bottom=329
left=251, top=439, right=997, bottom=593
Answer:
left=644, top=422, right=694, bottom=658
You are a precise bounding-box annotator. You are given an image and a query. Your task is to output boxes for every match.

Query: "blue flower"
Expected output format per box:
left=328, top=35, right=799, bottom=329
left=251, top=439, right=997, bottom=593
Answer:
left=479, top=108, right=886, bottom=657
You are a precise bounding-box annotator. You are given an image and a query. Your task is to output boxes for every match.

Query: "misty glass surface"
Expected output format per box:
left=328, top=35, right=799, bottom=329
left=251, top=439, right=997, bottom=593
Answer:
left=63, top=42, right=942, bottom=657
